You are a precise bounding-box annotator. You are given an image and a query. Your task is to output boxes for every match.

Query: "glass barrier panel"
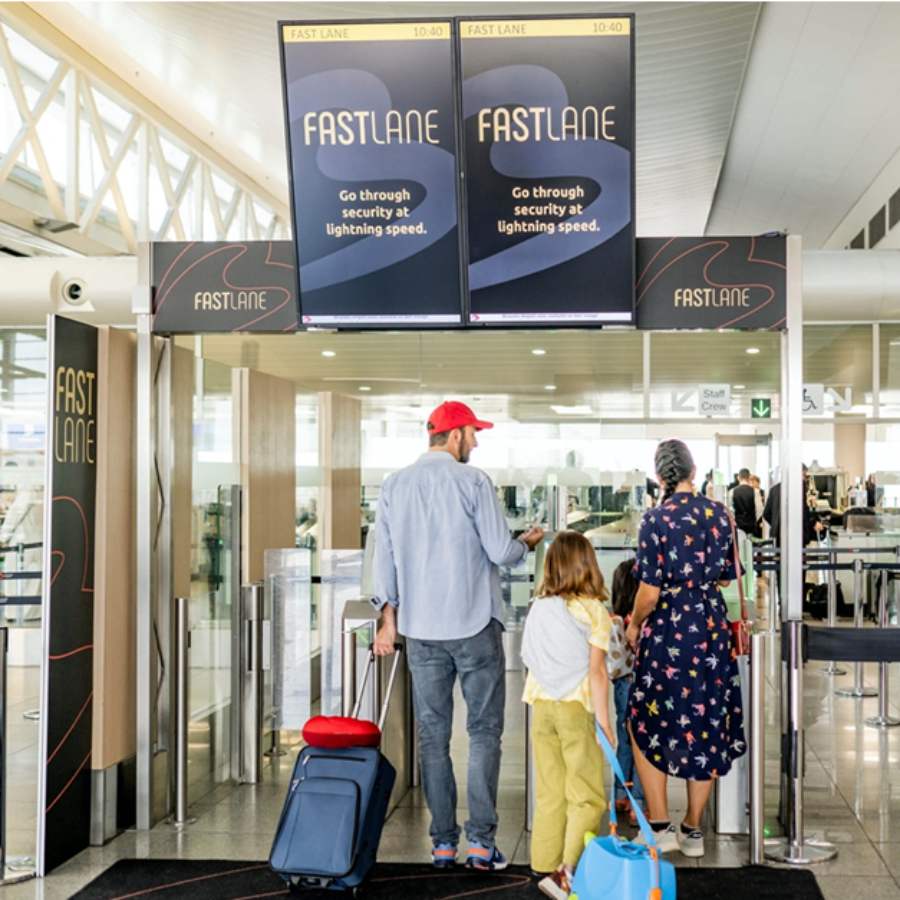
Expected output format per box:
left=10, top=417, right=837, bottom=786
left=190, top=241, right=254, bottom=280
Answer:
left=266, top=548, right=313, bottom=730
left=320, top=549, right=366, bottom=717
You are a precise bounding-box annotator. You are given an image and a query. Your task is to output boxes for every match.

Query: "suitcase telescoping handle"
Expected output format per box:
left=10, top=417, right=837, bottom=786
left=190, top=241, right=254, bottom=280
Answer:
left=351, top=644, right=403, bottom=731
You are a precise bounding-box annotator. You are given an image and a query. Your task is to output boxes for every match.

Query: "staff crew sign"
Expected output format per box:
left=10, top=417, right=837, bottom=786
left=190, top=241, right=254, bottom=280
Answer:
left=460, top=17, right=635, bottom=325
left=279, top=21, right=464, bottom=327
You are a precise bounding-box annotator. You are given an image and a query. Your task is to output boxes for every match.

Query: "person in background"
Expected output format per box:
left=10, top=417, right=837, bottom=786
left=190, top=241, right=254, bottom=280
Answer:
left=372, top=401, right=544, bottom=872
left=866, top=474, right=878, bottom=508
left=749, top=476, right=765, bottom=533
left=608, top=559, right=645, bottom=827
left=727, top=472, right=740, bottom=492
left=731, top=469, right=759, bottom=540
left=700, top=470, right=713, bottom=499
left=521, top=531, right=613, bottom=900
left=626, top=439, right=746, bottom=859
left=763, top=464, right=823, bottom=547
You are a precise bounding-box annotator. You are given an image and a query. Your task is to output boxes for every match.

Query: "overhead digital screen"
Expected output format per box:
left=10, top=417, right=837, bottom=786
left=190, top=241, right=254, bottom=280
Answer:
left=459, top=16, right=635, bottom=325
left=279, top=21, right=464, bottom=327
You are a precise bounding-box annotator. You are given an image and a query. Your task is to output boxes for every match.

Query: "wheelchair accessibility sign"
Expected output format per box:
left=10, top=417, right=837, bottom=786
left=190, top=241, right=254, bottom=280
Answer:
left=804, top=384, right=852, bottom=416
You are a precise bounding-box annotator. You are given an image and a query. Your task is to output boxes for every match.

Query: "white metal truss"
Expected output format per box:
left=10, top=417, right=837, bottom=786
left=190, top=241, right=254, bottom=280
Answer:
left=0, top=10, right=289, bottom=254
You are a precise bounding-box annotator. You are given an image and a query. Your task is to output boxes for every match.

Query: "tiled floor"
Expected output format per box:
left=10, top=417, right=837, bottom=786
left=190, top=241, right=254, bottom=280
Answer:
left=5, top=641, right=900, bottom=898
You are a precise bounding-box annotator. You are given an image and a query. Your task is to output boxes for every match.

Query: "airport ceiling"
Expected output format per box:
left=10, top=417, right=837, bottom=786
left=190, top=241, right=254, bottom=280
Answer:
left=42, top=1, right=900, bottom=247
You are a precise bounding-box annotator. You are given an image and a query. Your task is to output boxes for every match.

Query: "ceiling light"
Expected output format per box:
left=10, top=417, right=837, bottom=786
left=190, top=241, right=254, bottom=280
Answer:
left=745, top=347, right=760, bottom=355
left=359, top=385, right=371, bottom=392
left=551, top=404, right=594, bottom=416
left=532, top=348, right=546, bottom=356
left=321, top=350, right=336, bottom=358
left=544, top=384, right=557, bottom=391
left=734, top=384, right=746, bottom=390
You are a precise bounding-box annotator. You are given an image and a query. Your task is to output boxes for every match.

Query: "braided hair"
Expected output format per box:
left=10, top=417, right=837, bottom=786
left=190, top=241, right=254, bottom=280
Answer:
left=655, top=439, right=695, bottom=502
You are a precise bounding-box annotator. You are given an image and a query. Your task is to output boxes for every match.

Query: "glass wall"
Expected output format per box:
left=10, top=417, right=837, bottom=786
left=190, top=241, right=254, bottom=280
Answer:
left=0, top=327, right=47, bottom=865
left=189, top=356, right=238, bottom=803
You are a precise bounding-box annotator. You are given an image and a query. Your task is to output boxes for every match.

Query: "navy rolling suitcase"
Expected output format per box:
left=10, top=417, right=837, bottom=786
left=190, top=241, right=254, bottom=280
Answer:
left=270, top=647, right=402, bottom=894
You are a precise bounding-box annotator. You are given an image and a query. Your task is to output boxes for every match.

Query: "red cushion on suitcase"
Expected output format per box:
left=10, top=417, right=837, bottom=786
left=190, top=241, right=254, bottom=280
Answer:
left=302, top=715, right=382, bottom=749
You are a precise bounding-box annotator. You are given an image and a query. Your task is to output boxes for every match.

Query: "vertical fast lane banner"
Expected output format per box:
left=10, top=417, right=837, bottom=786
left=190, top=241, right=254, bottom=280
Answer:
left=460, top=16, right=635, bottom=325
left=279, top=21, right=464, bottom=327
left=37, top=315, right=98, bottom=874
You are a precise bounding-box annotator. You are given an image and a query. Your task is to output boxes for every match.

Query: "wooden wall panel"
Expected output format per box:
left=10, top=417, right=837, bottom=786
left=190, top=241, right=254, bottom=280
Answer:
left=92, top=327, right=136, bottom=769
left=235, top=369, right=296, bottom=582
left=319, top=392, right=361, bottom=550
left=171, top=347, right=194, bottom=599
left=835, top=421, right=866, bottom=486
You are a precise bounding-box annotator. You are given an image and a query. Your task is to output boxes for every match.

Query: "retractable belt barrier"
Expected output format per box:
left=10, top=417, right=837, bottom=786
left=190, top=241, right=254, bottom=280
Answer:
left=0, top=543, right=43, bottom=555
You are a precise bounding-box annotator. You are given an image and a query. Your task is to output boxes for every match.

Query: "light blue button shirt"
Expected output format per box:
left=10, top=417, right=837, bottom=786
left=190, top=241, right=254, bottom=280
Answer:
left=372, top=451, right=528, bottom=641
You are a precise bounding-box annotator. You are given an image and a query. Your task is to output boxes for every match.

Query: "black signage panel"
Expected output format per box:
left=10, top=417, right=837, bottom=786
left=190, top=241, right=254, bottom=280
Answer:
left=636, top=236, right=787, bottom=331
left=39, top=315, right=98, bottom=874
left=279, top=21, right=463, bottom=328
left=460, top=16, right=635, bottom=326
left=152, top=241, right=299, bottom=334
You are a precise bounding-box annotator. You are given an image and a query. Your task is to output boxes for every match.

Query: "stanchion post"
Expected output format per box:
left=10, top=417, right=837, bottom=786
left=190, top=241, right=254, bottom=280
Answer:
left=342, top=627, right=357, bottom=718
left=766, top=620, right=837, bottom=865
left=240, top=584, right=265, bottom=784
left=865, top=573, right=900, bottom=729
left=837, top=558, right=876, bottom=699
left=173, top=596, right=194, bottom=827
left=822, top=544, right=846, bottom=676
left=749, top=631, right=767, bottom=865
left=767, top=551, right=780, bottom=634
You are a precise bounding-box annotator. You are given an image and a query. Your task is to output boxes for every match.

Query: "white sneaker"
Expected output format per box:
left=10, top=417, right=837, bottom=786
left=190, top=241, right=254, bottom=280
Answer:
left=679, top=825, right=705, bottom=858
left=635, top=824, right=679, bottom=854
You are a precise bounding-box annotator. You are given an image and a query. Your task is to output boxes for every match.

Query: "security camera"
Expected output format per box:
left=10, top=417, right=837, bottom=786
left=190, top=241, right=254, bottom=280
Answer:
left=61, top=278, right=86, bottom=306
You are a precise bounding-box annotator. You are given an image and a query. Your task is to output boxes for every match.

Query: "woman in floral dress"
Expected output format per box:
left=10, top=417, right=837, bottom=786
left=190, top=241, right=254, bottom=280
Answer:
left=625, top=439, right=746, bottom=859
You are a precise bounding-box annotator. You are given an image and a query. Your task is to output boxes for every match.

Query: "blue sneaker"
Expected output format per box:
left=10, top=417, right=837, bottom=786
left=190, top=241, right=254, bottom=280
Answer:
left=432, top=842, right=457, bottom=868
left=465, top=843, right=509, bottom=871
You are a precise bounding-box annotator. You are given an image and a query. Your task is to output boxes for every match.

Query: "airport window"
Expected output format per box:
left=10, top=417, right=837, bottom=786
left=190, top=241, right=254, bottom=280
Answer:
left=890, top=187, right=900, bottom=230
left=850, top=230, right=865, bottom=249
left=878, top=323, right=900, bottom=418
left=650, top=330, right=780, bottom=419
left=804, top=325, right=872, bottom=417
left=868, top=206, right=887, bottom=247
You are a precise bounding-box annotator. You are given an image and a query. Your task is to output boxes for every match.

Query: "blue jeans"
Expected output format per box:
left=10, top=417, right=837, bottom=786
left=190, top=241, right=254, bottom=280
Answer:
left=406, top=619, right=505, bottom=848
left=613, top=676, right=644, bottom=805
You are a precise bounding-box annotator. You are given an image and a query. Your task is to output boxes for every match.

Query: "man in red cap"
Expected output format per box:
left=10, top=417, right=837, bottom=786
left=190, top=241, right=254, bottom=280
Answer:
left=372, top=401, right=543, bottom=872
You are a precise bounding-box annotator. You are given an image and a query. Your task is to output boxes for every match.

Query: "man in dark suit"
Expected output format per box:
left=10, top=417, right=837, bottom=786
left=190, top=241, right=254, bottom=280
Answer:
left=763, top=465, right=822, bottom=546
left=731, top=468, right=760, bottom=538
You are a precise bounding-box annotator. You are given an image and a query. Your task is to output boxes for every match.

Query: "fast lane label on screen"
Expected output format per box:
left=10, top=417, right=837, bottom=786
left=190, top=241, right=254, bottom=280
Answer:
left=460, top=17, right=634, bottom=325
left=280, top=21, right=463, bottom=327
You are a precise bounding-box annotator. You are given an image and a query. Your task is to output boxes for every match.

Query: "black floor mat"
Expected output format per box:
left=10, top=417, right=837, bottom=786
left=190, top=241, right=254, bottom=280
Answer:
left=71, top=859, right=825, bottom=899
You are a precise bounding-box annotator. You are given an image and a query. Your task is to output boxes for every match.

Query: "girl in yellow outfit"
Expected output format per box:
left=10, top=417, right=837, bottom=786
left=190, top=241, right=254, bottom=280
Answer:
left=522, top=531, right=614, bottom=900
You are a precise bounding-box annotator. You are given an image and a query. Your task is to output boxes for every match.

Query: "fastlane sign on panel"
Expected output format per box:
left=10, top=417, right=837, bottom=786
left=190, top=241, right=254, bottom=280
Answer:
left=460, top=16, right=635, bottom=325
left=279, top=21, right=463, bottom=327
left=151, top=241, right=299, bottom=333
left=38, top=315, right=98, bottom=874
left=636, top=236, right=787, bottom=330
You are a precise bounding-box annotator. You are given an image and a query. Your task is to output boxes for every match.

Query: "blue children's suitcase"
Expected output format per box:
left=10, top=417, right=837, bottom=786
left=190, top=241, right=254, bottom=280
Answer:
left=570, top=727, right=677, bottom=900
left=270, top=648, right=402, bottom=893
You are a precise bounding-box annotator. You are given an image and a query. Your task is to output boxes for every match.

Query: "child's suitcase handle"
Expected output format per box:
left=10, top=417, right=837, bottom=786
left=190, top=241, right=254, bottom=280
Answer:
left=351, top=644, right=404, bottom=730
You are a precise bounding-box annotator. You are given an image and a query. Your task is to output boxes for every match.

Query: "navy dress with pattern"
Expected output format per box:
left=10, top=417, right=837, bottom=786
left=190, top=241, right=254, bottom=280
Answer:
left=630, top=491, right=746, bottom=781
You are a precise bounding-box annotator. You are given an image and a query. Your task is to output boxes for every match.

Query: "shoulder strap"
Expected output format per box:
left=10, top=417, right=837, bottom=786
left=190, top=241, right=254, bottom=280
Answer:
left=726, top=509, right=748, bottom=624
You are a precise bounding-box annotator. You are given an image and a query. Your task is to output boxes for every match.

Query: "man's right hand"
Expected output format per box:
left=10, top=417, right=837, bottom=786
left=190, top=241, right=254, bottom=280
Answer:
left=373, top=606, right=398, bottom=656
left=520, top=526, right=545, bottom=550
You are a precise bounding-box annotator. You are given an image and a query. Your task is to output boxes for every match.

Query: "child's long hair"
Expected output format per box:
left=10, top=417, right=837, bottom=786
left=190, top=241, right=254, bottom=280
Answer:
left=537, top=531, right=608, bottom=602
left=611, top=558, right=639, bottom=618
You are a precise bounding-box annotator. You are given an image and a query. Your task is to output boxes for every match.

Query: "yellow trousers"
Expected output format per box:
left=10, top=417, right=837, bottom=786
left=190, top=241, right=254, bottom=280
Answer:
left=530, top=700, right=606, bottom=872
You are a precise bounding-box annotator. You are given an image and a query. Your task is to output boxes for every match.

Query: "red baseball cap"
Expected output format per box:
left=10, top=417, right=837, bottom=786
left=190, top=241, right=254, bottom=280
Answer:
left=427, top=401, right=493, bottom=434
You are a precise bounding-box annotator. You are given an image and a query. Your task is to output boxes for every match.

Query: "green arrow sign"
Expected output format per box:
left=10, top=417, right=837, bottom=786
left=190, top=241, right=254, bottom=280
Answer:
left=751, top=398, right=772, bottom=419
